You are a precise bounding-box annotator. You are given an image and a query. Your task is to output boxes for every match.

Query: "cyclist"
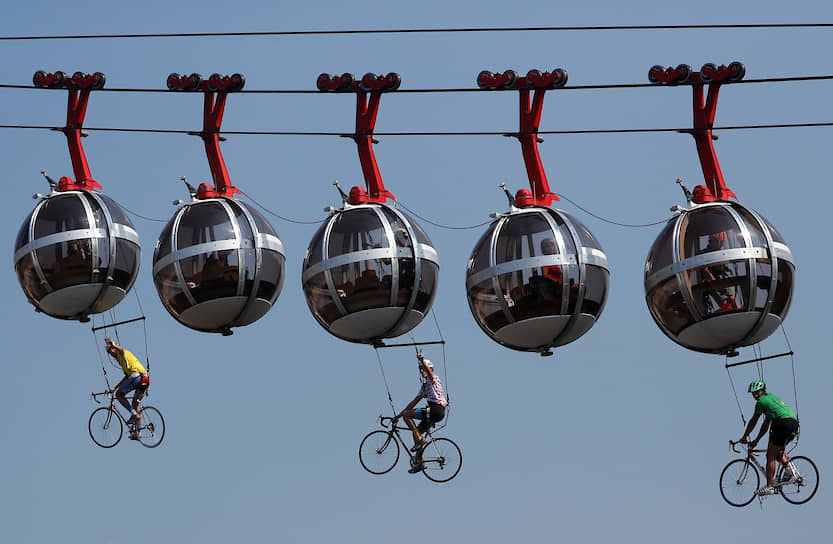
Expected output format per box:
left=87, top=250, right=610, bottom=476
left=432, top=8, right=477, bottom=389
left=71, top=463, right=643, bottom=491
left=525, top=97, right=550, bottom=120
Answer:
left=397, top=351, right=447, bottom=473
left=736, top=380, right=799, bottom=496
left=105, top=336, right=149, bottom=439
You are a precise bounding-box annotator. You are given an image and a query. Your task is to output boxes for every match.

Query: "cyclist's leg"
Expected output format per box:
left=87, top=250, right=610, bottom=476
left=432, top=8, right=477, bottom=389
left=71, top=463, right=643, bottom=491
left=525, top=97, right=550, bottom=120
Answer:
left=401, top=407, right=422, bottom=446
left=116, top=375, right=139, bottom=413
left=767, top=419, right=793, bottom=487
left=131, top=385, right=147, bottom=426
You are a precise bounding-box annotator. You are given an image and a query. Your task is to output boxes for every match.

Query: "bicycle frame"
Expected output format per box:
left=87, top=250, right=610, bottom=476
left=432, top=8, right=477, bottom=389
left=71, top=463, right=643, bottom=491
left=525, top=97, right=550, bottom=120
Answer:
left=380, top=416, right=430, bottom=466
left=91, top=391, right=139, bottom=427
left=730, top=441, right=793, bottom=487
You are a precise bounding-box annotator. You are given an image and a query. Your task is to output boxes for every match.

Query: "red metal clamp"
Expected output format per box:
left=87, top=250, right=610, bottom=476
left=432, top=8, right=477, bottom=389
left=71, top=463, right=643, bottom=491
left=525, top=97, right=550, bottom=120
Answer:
left=477, top=69, right=567, bottom=207
left=649, top=62, right=746, bottom=203
left=33, top=70, right=106, bottom=192
left=317, top=72, right=401, bottom=205
left=167, top=72, right=246, bottom=199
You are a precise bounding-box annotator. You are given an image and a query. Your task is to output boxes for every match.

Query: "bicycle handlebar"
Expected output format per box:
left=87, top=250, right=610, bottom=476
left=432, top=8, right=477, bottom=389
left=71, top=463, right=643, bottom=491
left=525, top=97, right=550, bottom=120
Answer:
left=91, top=391, right=113, bottom=403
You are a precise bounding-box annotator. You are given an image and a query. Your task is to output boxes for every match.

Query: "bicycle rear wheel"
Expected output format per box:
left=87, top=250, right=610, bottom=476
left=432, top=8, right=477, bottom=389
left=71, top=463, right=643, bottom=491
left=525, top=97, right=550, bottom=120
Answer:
left=136, top=406, right=165, bottom=448
left=778, top=455, right=819, bottom=505
left=88, top=407, right=123, bottom=448
left=719, top=459, right=759, bottom=507
left=359, top=430, right=400, bottom=474
left=421, top=437, right=462, bottom=483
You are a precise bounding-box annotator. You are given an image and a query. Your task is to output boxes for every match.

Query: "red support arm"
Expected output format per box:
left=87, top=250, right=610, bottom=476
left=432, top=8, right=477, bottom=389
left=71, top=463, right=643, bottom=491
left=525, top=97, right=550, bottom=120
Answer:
left=167, top=72, right=245, bottom=199
left=33, top=71, right=105, bottom=191
left=649, top=62, right=745, bottom=203
left=317, top=72, right=400, bottom=204
left=477, top=69, right=567, bottom=207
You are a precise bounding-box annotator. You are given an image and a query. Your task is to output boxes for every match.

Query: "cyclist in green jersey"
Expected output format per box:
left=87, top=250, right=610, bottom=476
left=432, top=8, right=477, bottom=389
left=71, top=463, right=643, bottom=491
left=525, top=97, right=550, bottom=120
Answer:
left=737, top=380, right=799, bottom=496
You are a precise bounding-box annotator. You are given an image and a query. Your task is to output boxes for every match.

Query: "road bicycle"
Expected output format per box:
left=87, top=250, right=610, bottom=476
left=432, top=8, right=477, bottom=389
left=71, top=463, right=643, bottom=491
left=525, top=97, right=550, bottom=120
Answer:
left=719, top=440, right=819, bottom=506
left=359, top=415, right=462, bottom=483
left=89, top=391, right=166, bottom=448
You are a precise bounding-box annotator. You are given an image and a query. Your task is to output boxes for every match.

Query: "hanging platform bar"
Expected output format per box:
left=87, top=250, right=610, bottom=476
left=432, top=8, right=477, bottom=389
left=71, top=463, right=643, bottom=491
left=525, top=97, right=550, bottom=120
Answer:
left=91, top=316, right=146, bottom=332
left=373, top=340, right=446, bottom=349
left=724, top=350, right=794, bottom=369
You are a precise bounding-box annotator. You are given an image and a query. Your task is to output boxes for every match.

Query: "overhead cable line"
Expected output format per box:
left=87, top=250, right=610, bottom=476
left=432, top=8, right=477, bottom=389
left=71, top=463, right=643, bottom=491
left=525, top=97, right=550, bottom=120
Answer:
left=4, top=121, right=833, bottom=136
left=2, top=23, right=833, bottom=41
left=2, top=74, right=832, bottom=93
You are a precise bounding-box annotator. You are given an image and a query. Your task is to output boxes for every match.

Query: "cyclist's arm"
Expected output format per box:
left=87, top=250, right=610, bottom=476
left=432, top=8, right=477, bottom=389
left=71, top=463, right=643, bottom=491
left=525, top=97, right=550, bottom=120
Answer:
left=739, top=413, right=760, bottom=442
left=104, top=336, right=125, bottom=356
left=751, top=417, right=771, bottom=445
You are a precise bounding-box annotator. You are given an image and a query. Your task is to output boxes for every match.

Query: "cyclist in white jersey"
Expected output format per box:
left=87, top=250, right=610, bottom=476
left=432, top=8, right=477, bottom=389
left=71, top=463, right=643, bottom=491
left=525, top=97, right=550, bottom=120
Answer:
left=398, top=352, right=447, bottom=472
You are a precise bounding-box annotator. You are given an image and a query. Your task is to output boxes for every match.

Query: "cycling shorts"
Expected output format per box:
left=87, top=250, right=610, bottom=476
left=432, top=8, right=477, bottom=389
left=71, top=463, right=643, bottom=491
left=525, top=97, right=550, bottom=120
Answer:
left=118, top=373, right=149, bottom=400
left=769, top=417, right=799, bottom=447
left=415, top=402, right=446, bottom=425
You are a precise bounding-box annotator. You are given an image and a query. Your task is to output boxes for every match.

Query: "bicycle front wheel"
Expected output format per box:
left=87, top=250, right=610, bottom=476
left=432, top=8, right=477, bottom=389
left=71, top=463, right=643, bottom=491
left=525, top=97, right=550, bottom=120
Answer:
left=421, top=437, right=462, bottom=483
left=359, top=430, right=400, bottom=474
left=719, top=459, right=759, bottom=507
left=136, top=406, right=165, bottom=448
left=88, top=407, right=123, bottom=448
left=778, top=455, right=819, bottom=505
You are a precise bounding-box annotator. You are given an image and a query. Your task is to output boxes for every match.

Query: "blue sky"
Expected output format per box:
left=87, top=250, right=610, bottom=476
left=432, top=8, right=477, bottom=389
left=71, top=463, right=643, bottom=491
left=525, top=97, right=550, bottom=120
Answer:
left=1, top=2, right=831, bottom=542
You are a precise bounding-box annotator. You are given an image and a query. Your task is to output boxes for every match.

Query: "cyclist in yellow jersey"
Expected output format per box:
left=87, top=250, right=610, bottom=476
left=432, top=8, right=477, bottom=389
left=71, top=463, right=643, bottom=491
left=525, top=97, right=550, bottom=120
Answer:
left=105, top=337, right=149, bottom=439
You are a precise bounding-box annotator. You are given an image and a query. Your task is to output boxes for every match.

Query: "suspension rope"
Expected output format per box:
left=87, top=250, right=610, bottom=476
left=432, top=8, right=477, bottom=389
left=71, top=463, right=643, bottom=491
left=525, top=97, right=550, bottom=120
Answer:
left=780, top=324, right=799, bottom=420
left=726, top=355, right=747, bottom=425
left=373, top=346, right=397, bottom=416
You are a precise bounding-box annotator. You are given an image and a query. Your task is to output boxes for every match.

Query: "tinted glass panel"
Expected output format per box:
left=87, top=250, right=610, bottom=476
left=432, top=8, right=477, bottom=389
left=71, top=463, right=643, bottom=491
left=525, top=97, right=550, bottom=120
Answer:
left=246, top=205, right=278, bottom=237
left=683, top=260, right=748, bottom=316
left=413, top=261, right=438, bottom=313
left=154, top=263, right=189, bottom=315
left=561, top=211, right=603, bottom=251
left=34, top=195, right=88, bottom=238
left=48, top=239, right=94, bottom=289
left=771, top=261, right=794, bottom=318
left=303, top=271, right=340, bottom=326
left=647, top=277, right=695, bottom=335
left=468, top=223, right=496, bottom=275
left=681, top=207, right=744, bottom=260
left=95, top=194, right=134, bottom=227
left=155, top=218, right=174, bottom=261
left=15, top=253, right=47, bottom=301
left=468, top=278, right=508, bottom=334
left=580, top=266, right=609, bottom=318
left=112, top=239, right=140, bottom=291
left=646, top=219, right=676, bottom=274
left=15, top=209, right=35, bottom=251
left=256, top=250, right=284, bottom=303
left=305, top=221, right=328, bottom=268
left=176, top=202, right=234, bottom=249
left=327, top=208, right=386, bottom=257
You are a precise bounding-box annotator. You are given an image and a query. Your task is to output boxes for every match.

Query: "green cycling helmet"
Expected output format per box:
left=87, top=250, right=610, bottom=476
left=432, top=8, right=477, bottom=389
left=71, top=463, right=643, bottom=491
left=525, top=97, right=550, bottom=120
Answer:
left=748, top=380, right=766, bottom=393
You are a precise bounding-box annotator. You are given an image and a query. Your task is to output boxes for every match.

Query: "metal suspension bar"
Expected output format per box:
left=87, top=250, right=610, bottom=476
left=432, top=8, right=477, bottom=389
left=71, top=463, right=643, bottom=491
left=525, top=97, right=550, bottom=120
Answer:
left=373, top=340, right=446, bottom=349
left=477, top=68, right=567, bottom=207
left=91, top=315, right=146, bottom=332
left=317, top=72, right=400, bottom=204
left=33, top=70, right=106, bottom=191
left=724, top=350, right=794, bottom=369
